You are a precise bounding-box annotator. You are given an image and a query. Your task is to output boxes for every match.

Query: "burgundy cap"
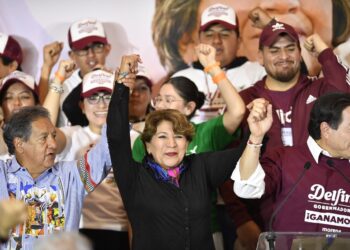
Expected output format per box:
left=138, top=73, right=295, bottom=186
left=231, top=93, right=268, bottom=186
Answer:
left=0, top=33, right=23, bottom=65
left=68, top=19, right=108, bottom=50
left=259, top=21, right=300, bottom=48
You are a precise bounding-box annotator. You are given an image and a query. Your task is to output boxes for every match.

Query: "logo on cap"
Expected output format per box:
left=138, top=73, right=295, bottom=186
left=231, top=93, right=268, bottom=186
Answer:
left=200, top=4, right=238, bottom=31
left=271, top=22, right=285, bottom=32
left=81, top=69, right=114, bottom=98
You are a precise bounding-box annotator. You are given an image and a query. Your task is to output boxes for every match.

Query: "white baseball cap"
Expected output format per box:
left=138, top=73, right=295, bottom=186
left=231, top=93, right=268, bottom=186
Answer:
left=68, top=19, right=108, bottom=50
left=1, top=70, right=36, bottom=92
left=81, top=69, right=114, bottom=98
left=200, top=4, right=238, bottom=31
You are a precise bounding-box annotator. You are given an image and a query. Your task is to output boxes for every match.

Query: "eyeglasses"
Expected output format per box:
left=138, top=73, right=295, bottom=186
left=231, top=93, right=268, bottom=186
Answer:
left=73, top=43, right=105, bottom=56
left=86, top=93, right=112, bottom=105
left=151, top=95, right=183, bottom=108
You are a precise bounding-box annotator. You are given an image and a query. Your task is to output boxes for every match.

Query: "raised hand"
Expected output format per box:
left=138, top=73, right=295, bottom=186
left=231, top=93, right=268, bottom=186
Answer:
left=116, top=54, right=142, bottom=89
left=55, top=59, right=76, bottom=84
left=304, top=33, right=328, bottom=57
left=43, top=41, right=63, bottom=69
left=246, top=98, right=273, bottom=141
left=248, top=7, right=272, bottom=29
left=195, top=43, right=216, bottom=68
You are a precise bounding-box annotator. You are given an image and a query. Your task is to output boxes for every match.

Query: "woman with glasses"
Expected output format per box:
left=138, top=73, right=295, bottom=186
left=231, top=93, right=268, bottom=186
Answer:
left=132, top=44, right=245, bottom=162
left=43, top=66, right=131, bottom=250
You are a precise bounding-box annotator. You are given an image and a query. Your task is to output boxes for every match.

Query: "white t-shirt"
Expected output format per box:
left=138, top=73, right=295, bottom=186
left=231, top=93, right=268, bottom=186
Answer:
left=172, top=61, right=266, bottom=123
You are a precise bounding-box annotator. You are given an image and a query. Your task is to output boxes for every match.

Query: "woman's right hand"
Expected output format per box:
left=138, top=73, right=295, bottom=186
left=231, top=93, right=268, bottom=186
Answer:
left=246, top=98, right=273, bottom=141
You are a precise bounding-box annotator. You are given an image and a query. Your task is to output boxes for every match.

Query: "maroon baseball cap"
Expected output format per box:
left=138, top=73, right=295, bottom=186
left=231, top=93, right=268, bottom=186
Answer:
left=0, top=33, right=23, bottom=65
left=68, top=19, right=108, bottom=50
left=259, top=21, right=300, bottom=48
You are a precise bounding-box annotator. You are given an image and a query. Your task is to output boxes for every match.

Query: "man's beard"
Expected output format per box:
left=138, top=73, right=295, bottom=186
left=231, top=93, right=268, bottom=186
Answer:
left=267, top=63, right=300, bottom=83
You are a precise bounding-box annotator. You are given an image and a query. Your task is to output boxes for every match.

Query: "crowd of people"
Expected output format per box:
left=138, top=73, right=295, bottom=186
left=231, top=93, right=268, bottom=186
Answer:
left=0, top=2, right=350, bottom=250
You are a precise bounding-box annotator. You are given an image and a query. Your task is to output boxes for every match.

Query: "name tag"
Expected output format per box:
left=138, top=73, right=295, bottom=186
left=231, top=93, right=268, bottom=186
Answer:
left=281, top=127, right=293, bottom=146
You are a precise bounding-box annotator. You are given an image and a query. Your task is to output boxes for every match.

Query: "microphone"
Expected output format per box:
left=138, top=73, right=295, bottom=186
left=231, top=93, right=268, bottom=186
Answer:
left=326, top=159, right=350, bottom=184
left=266, top=161, right=312, bottom=250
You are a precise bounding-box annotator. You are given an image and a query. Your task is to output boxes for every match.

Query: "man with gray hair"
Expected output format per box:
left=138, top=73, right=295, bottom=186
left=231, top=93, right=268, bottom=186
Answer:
left=0, top=106, right=111, bottom=250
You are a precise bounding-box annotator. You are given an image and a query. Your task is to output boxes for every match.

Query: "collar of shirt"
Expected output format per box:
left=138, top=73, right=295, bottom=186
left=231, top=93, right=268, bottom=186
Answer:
left=307, top=136, right=350, bottom=164
left=7, top=157, right=59, bottom=178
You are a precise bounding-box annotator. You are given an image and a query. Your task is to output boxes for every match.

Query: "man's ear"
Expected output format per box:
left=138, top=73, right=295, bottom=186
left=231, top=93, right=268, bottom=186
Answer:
left=68, top=51, right=75, bottom=60
left=184, top=101, right=196, bottom=117
left=104, top=44, right=111, bottom=56
left=320, top=121, right=331, bottom=139
left=14, top=137, right=24, bottom=154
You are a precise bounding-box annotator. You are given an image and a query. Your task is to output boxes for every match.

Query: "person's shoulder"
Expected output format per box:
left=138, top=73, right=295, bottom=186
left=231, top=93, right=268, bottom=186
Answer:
left=60, top=125, right=84, bottom=136
left=171, top=65, right=204, bottom=80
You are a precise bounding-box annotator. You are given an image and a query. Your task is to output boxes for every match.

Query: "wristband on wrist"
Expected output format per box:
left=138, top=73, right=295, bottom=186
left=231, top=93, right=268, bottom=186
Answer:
left=49, top=82, right=64, bottom=94
left=247, top=139, right=263, bottom=148
left=54, top=72, right=65, bottom=82
left=117, top=71, right=129, bottom=81
left=212, top=71, right=226, bottom=84
left=204, top=61, right=220, bottom=73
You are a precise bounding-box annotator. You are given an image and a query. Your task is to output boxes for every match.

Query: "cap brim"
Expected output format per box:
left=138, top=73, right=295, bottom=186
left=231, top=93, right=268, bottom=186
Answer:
left=200, top=20, right=237, bottom=31
left=81, top=87, right=112, bottom=98
left=260, top=31, right=299, bottom=47
left=71, top=36, right=108, bottom=50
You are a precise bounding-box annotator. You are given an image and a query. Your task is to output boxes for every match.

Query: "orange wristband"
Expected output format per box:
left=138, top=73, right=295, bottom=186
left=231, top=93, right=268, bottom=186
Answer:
left=212, top=71, right=226, bottom=84
left=54, top=72, right=65, bottom=82
left=204, top=61, right=220, bottom=73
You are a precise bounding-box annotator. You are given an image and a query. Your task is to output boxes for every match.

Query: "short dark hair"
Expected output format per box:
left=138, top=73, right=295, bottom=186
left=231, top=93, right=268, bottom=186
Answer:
left=165, top=76, right=205, bottom=119
left=308, top=92, right=350, bottom=140
left=141, top=109, right=195, bottom=147
left=3, top=106, right=50, bottom=154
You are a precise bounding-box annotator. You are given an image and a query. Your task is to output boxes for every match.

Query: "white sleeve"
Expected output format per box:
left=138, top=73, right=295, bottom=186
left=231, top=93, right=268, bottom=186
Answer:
left=231, top=160, right=266, bottom=198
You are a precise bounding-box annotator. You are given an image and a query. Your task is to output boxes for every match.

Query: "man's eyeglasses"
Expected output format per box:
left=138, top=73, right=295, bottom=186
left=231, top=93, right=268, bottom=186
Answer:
left=151, top=95, right=183, bottom=107
left=73, top=43, right=105, bottom=56
left=86, top=93, right=112, bottom=105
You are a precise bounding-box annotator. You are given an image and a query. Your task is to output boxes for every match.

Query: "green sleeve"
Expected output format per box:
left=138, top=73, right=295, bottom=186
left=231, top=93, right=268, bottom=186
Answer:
left=188, top=115, right=240, bottom=154
left=132, top=136, right=146, bottom=163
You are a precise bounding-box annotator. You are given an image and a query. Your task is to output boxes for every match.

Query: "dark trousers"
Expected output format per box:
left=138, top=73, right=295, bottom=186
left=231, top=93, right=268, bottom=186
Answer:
left=80, top=228, right=130, bottom=250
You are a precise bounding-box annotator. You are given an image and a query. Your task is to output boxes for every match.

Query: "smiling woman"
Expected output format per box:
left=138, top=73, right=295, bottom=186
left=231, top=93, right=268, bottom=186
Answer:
left=107, top=80, right=247, bottom=250
left=142, top=109, right=194, bottom=171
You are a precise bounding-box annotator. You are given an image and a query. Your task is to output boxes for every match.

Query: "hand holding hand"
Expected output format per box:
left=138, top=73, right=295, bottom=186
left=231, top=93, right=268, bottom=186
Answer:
left=116, top=54, right=142, bottom=89
left=246, top=98, right=273, bottom=140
